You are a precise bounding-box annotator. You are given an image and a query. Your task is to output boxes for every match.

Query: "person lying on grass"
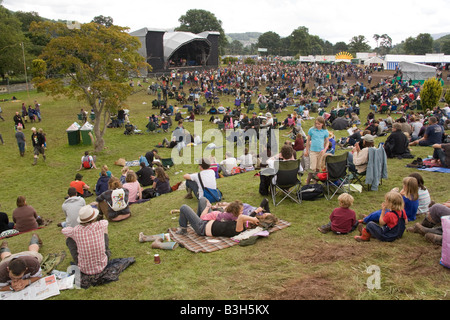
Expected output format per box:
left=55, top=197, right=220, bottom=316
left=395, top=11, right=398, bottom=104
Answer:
left=174, top=199, right=277, bottom=238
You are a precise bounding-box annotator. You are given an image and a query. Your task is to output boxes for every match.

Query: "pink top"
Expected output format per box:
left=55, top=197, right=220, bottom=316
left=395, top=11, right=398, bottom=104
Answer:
left=123, top=181, right=141, bottom=202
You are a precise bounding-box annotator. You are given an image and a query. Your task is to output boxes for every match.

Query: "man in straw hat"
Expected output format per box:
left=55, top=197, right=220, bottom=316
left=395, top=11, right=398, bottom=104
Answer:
left=61, top=205, right=111, bottom=275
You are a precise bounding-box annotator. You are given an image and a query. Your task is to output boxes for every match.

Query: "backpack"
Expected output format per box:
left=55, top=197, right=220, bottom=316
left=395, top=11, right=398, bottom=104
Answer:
left=108, top=188, right=128, bottom=211
left=299, top=184, right=324, bottom=201
left=82, top=156, right=91, bottom=169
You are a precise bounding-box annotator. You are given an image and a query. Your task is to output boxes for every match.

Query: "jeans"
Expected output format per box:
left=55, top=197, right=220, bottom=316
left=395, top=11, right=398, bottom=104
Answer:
left=179, top=204, right=208, bottom=236
left=186, top=179, right=199, bottom=199
left=433, top=148, right=446, bottom=166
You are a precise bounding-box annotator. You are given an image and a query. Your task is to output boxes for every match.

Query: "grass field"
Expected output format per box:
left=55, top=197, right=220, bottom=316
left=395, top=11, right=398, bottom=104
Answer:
left=0, top=75, right=449, bottom=301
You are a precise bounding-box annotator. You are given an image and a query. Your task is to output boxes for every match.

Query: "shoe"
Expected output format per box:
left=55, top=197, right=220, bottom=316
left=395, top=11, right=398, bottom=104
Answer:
left=184, top=193, right=193, bottom=199
left=413, top=223, right=427, bottom=236
left=175, top=227, right=187, bottom=235
left=259, top=198, right=270, bottom=213
left=354, top=227, right=371, bottom=242
left=425, top=233, right=442, bottom=245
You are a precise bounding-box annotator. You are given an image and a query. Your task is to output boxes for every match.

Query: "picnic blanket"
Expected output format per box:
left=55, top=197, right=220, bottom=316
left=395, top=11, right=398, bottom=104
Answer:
left=0, top=226, right=45, bottom=240
left=168, top=219, right=291, bottom=253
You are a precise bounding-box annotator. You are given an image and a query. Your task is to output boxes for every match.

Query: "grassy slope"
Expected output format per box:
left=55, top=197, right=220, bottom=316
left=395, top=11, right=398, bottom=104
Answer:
left=0, top=80, right=449, bottom=300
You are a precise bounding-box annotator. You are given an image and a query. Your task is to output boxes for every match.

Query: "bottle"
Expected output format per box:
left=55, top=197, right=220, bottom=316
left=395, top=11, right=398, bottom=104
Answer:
left=154, top=254, right=161, bottom=264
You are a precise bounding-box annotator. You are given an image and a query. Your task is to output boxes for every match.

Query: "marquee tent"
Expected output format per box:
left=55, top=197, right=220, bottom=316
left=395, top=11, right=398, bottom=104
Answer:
left=399, top=61, right=437, bottom=83
left=364, top=56, right=387, bottom=69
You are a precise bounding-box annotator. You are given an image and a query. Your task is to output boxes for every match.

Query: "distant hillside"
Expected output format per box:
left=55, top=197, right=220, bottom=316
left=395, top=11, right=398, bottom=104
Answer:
left=226, top=32, right=262, bottom=46
left=432, top=33, right=450, bottom=40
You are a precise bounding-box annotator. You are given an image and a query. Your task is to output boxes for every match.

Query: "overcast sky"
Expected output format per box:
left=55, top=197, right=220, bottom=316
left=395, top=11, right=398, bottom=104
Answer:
left=3, top=0, right=449, bottom=47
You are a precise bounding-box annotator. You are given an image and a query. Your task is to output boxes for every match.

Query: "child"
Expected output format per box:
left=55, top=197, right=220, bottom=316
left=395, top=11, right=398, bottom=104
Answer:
left=408, top=173, right=431, bottom=216
left=355, top=191, right=407, bottom=242
left=200, top=200, right=243, bottom=222
left=362, top=177, right=419, bottom=223
left=318, top=193, right=358, bottom=234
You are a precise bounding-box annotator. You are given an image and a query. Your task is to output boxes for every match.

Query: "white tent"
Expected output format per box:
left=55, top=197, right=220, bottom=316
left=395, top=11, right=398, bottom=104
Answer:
left=364, top=56, right=386, bottom=69
left=163, top=32, right=211, bottom=62
left=399, top=61, right=436, bottom=82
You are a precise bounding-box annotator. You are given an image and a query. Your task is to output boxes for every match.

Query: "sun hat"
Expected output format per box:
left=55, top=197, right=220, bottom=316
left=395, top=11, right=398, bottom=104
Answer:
left=265, top=112, right=272, bottom=117
left=361, top=134, right=375, bottom=142
left=77, top=205, right=99, bottom=224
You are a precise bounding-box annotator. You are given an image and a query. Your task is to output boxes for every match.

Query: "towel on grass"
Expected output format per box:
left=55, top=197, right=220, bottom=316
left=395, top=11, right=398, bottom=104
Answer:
left=168, top=219, right=291, bottom=253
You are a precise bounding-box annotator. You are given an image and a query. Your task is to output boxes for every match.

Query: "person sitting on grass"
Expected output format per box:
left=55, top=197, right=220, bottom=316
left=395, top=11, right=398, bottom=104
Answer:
left=318, top=193, right=358, bottom=235
left=355, top=191, right=407, bottom=242
left=96, top=177, right=131, bottom=222
left=12, top=196, right=41, bottom=233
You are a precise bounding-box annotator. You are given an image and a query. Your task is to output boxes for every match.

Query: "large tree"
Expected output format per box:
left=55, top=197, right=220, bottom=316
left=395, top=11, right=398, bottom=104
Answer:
left=175, top=9, right=228, bottom=55
left=256, top=31, right=281, bottom=56
left=348, top=35, right=371, bottom=55
left=31, top=21, right=149, bottom=152
left=0, top=5, right=27, bottom=80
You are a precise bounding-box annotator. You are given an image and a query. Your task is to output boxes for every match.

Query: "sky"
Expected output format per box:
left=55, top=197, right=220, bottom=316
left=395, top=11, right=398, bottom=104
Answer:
left=3, top=0, right=450, bottom=47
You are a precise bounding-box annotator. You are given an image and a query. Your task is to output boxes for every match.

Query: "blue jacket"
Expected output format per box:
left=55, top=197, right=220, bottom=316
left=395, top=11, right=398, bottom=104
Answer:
left=365, top=147, right=388, bottom=191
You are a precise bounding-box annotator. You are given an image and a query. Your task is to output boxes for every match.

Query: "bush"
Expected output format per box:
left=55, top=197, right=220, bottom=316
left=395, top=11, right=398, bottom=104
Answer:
left=421, top=78, right=443, bottom=109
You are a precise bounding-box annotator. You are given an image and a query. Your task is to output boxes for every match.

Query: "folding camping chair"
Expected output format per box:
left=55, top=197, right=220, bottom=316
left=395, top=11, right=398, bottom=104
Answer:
left=265, top=159, right=302, bottom=206
left=321, top=152, right=351, bottom=200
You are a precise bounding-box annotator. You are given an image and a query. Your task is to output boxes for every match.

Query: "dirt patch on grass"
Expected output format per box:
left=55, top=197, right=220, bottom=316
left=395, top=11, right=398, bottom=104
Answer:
left=269, top=276, right=338, bottom=300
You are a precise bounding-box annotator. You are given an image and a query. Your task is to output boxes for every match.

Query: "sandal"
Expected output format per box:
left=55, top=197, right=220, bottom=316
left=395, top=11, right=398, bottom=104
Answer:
left=170, top=209, right=180, bottom=214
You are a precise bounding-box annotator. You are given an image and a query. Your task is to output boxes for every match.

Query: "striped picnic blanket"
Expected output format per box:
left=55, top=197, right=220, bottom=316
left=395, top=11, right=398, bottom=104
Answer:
left=168, top=219, right=291, bottom=253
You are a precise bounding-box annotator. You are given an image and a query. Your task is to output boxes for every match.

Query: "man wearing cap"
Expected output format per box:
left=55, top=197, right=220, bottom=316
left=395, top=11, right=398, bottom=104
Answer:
left=348, top=134, right=375, bottom=173
left=31, top=127, right=46, bottom=165
left=61, top=205, right=110, bottom=275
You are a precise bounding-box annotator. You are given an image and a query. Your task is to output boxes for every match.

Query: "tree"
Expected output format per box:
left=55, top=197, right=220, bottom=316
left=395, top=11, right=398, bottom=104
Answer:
left=0, top=5, right=28, bottom=79
left=289, top=26, right=310, bottom=56
left=31, top=22, right=149, bottom=152
left=175, top=9, right=228, bottom=55
left=421, top=78, right=443, bottom=110
left=92, top=15, right=114, bottom=27
left=404, top=33, right=433, bottom=55
left=378, top=34, right=392, bottom=55
left=334, top=42, right=348, bottom=54
left=256, top=31, right=281, bottom=56
left=348, top=35, right=371, bottom=55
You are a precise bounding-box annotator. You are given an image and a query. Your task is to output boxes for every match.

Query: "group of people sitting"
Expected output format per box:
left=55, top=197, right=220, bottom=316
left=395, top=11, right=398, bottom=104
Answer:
left=317, top=171, right=449, bottom=246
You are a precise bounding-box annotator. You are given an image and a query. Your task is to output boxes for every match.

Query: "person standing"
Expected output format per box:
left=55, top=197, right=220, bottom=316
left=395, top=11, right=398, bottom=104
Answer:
left=304, top=116, right=329, bottom=185
left=31, top=127, right=46, bottom=165
left=15, top=126, right=26, bottom=157
left=13, top=112, right=25, bottom=130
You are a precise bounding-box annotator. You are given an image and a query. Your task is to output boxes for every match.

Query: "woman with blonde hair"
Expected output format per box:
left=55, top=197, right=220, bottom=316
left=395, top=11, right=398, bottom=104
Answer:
left=122, top=171, right=142, bottom=203
left=355, top=191, right=407, bottom=242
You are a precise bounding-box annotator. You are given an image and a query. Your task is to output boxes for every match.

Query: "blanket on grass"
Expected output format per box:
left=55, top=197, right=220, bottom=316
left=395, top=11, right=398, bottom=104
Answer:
left=0, top=226, right=45, bottom=240
left=168, top=219, right=291, bottom=253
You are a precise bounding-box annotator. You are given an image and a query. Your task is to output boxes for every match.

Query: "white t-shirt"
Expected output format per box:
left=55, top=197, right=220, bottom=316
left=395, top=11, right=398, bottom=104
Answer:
left=220, top=157, right=237, bottom=175
left=190, top=169, right=217, bottom=198
left=238, top=154, right=255, bottom=170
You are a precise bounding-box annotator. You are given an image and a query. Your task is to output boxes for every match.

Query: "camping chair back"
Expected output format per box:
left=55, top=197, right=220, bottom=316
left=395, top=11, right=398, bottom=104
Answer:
left=274, top=159, right=301, bottom=187
left=325, top=152, right=349, bottom=180
left=270, top=159, right=302, bottom=206
left=323, top=152, right=350, bottom=200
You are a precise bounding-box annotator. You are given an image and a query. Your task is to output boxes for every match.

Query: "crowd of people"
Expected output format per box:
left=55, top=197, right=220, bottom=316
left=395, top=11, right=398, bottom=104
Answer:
left=0, top=60, right=449, bottom=294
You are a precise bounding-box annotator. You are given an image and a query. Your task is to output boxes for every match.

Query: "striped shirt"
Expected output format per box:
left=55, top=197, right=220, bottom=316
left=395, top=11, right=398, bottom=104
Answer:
left=62, top=220, right=108, bottom=275
left=417, top=189, right=431, bottom=215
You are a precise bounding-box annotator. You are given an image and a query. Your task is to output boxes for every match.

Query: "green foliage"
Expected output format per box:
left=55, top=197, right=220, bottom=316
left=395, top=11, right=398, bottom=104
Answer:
left=222, top=56, right=238, bottom=65
left=445, top=89, right=450, bottom=104
left=31, top=21, right=149, bottom=152
left=175, top=9, right=228, bottom=54
left=421, top=78, right=443, bottom=109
